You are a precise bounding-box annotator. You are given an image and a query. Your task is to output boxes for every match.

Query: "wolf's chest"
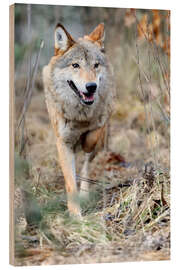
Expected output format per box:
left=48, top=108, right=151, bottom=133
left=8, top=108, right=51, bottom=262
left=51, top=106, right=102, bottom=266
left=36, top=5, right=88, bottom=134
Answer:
left=58, top=118, right=93, bottom=142
left=57, top=115, right=105, bottom=151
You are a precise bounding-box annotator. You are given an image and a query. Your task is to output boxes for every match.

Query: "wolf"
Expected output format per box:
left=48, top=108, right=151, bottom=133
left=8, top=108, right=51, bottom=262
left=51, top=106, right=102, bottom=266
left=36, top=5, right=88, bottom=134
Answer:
left=43, top=23, right=115, bottom=217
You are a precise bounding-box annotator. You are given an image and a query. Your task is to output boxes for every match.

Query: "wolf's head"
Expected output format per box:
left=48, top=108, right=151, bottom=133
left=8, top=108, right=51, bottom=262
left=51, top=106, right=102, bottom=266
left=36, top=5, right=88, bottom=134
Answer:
left=51, top=23, right=111, bottom=107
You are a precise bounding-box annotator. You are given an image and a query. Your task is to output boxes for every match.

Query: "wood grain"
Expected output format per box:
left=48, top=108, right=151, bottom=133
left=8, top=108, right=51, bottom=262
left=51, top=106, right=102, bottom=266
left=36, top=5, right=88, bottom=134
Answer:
left=9, top=4, right=15, bottom=266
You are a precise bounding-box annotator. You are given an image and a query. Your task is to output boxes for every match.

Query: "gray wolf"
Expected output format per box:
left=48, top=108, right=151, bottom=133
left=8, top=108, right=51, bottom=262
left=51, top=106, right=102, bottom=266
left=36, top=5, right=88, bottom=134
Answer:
left=43, top=22, right=115, bottom=217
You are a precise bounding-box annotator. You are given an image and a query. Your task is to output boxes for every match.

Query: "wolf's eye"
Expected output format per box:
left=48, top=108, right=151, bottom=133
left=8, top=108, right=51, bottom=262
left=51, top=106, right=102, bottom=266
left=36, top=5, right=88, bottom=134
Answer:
left=94, top=63, right=99, bottom=69
left=72, top=63, right=80, bottom=68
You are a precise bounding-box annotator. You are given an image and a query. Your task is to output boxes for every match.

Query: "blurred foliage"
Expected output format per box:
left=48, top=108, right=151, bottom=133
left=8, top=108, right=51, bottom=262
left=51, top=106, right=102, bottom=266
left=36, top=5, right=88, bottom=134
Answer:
left=15, top=151, right=29, bottom=185
left=14, top=4, right=170, bottom=67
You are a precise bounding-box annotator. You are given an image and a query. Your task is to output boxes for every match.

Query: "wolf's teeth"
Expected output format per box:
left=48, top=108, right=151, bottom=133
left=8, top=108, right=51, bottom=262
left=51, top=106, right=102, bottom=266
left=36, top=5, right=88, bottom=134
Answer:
left=80, top=91, right=85, bottom=99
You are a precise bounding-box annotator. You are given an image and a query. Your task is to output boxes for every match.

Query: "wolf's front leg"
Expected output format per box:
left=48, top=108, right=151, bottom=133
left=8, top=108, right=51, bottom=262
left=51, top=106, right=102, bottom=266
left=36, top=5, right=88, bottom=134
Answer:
left=80, top=153, right=92, bottom=199
left=56, top=138, right=81, bottom=217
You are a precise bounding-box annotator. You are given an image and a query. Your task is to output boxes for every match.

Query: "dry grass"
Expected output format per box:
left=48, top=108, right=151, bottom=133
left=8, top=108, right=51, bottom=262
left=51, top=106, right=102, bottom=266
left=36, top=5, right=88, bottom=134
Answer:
left=14, top=92, right=170, bottom=265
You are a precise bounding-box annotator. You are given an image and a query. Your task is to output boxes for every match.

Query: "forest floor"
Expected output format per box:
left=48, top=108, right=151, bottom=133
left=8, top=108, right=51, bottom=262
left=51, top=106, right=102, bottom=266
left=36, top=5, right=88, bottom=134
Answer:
left=14, top=80, right=170, bottom=266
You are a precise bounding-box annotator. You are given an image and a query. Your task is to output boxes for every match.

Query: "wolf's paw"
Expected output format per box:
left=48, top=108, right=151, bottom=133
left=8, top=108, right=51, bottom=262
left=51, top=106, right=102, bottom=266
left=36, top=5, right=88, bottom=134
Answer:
left=68, top=202, right=82, bottom=219
left=70, top=211, right=82, bottom=220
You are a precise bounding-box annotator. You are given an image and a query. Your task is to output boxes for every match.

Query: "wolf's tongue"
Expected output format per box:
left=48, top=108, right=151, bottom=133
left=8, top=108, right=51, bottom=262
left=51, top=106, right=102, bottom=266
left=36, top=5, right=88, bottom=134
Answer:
left=80, top=91, right=94, bottom=101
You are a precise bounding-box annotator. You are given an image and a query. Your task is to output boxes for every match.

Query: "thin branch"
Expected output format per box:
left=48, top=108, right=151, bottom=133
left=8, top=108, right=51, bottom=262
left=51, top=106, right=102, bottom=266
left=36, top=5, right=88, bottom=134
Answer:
left=17, top=40, right=44, bottom=132
left=134, top=14, right=158, bottom=167
left=134, top=12, right=170, bottom=98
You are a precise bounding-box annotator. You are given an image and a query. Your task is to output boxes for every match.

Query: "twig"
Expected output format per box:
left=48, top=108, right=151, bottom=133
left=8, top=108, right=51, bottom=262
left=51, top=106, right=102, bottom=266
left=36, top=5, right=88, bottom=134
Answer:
left=77, top=175, right=110, bottom=187
left=144, top=209, right=170, bottom=230
left=25, top=4, right=32, bottom=97
left=155, top=98, right=170, bottom=125
left=134, top=11, right=170, bottom=98
left=134, top=19, right=152, bottom=149
left=146, top=19, right=159, bottom=168
left=110, top=193, right=115, bottom=207
left=134, top=12, right=167, bottom=168
left=133, top=54, right=170, bottom=126
left=17, top=40, right=44, bottom=131
left=17, top=4, right=32, bottom=155
left=132, top=56, right=150, bottom=83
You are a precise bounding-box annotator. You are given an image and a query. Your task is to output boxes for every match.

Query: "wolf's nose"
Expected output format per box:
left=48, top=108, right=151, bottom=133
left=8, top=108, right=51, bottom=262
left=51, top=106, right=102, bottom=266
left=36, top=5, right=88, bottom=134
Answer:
left=86, top=82, right=97, bottom=93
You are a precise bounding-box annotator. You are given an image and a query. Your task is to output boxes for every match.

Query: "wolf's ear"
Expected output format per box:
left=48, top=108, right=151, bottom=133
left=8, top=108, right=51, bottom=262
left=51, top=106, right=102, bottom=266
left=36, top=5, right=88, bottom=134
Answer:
left=85, top=23, right=105, bottom=47
left=54, top=23, right=75, bottom=55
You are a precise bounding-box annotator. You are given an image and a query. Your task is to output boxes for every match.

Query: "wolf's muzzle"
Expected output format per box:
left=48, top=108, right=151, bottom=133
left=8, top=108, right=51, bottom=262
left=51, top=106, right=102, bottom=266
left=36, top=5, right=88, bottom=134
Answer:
left=67, top=80, right=95, bottom=106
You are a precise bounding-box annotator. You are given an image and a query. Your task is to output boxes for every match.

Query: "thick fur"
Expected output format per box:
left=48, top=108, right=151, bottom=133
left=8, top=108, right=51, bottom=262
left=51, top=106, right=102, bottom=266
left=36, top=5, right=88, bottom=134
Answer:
left=43, top=23, right=115, bottom=216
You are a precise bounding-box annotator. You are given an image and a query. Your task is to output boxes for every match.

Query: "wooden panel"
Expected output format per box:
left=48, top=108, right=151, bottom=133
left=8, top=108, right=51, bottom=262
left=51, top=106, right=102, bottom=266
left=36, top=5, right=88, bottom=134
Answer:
left=9, top=4, right=15, bottom=266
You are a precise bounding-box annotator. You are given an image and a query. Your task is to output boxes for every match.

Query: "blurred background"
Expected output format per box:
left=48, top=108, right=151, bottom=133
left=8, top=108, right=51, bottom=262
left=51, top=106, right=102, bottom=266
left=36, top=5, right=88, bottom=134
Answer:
left=13, top=4, right=170, bottom=266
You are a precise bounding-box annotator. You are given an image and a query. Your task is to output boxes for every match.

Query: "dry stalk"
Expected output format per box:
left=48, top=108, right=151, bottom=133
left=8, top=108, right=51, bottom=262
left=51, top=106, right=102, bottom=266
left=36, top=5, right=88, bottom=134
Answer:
left=133, top=55, right=170, bottom=127
left=134, top=10, right=171, bottom=169
left=134, top=11, right=170, bottom=98
left=17, top=4, right=31, bottom=156
left=17, top=39, right=44, bottom=155
left=17, top=40, right=44, bottom=132
left=144, top=208, right=170, bottom=230
left=134, top=18, right=156, bottom=164
left=146, top=18, right=160, bottom=168
left=16, top=4, right=44, bottom=156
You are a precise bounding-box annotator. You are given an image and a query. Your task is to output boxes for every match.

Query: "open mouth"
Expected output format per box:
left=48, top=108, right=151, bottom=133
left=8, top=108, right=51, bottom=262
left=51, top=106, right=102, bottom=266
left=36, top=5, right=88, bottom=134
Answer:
left=67, top=80, right=94, bottom=105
